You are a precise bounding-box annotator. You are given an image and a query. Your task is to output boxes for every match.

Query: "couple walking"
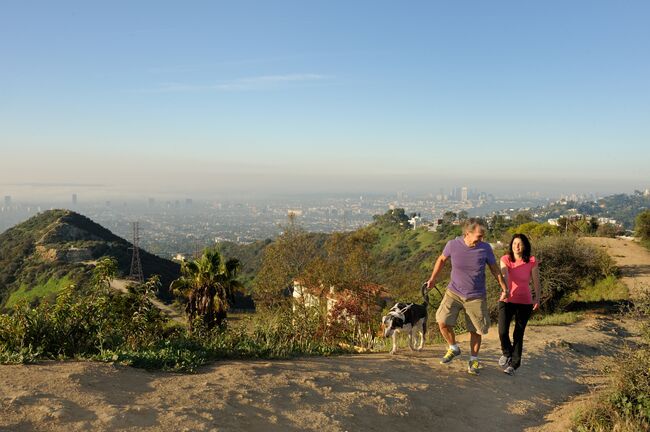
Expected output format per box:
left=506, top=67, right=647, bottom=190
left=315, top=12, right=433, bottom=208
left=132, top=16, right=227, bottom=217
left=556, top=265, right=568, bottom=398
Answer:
left=425, top=218, right=541, bottom=375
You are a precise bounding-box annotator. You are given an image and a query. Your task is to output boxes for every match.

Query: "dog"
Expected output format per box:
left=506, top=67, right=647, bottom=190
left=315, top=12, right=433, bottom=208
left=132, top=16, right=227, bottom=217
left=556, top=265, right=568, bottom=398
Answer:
left=381, top=283, right=433, bottom=355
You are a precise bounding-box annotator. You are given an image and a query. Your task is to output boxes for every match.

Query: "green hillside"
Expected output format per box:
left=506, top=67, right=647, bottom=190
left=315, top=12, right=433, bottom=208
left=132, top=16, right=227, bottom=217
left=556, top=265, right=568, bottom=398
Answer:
left=215, top=209, right=453, bottom=302
left=0, top=209, right=180, bottom=309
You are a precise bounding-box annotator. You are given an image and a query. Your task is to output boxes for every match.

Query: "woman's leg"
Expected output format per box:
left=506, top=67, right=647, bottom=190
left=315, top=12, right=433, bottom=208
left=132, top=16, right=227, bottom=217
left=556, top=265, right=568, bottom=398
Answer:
left=498, top=302, right=514, bottom=357
left=511, top=304, right=534, bottom=369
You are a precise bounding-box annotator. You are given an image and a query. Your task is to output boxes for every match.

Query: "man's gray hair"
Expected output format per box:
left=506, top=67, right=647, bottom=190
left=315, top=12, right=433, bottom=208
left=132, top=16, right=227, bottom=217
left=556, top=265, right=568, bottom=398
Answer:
left=463, top=217, right=487, bottom=234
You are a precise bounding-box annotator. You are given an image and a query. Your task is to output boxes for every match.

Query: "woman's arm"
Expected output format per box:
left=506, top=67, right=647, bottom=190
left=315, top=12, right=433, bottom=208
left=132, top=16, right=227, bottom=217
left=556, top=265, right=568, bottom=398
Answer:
left=531, top=263, right=541, bottom=310
left=499, top=260, right=509, bottom=302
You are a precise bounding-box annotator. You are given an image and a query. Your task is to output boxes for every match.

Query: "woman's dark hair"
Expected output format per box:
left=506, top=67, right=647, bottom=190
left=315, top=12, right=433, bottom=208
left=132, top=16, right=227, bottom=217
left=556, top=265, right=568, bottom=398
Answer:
left=509, top=233, right=532, bottom=263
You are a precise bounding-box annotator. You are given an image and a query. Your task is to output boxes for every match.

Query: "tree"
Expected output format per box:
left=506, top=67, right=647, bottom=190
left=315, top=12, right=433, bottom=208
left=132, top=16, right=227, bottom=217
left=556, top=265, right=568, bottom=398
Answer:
left=513, top=212, right=534, bottom=226
left=171, top=249, right=242, bottom=330
left=253, top=218, right=319, bottom=310
left=636, top=210, right=650, bottom=241
left=92, top=256, right=118, bottom=294
left=372, top=208, right=410, bottom=228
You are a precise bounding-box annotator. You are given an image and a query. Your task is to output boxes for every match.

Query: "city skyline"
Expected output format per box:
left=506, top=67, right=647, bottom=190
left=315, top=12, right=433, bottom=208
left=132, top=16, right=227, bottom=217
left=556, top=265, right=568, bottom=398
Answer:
left=2, top=2, right=649, bottom=197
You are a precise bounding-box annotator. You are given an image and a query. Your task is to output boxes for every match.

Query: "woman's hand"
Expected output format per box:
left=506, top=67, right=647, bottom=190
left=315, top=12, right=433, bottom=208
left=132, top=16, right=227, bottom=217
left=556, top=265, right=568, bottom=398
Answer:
left=499, top=290, right=509, bottom=302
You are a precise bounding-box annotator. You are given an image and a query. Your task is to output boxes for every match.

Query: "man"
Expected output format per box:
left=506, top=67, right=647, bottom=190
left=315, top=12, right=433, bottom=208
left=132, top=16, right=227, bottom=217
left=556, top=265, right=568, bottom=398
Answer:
left=426, top=218, right=508, bottom=375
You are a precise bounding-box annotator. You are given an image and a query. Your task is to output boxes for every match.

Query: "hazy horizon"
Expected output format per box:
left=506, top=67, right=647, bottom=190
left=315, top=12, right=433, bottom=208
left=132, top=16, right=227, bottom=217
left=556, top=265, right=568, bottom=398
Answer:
left=2, top=2, right=649, bottom=199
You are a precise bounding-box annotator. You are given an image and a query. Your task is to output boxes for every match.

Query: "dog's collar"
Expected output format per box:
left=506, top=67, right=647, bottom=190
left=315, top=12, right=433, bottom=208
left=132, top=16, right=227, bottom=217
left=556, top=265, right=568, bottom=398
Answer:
left=388, top=304, right=411, bottom=322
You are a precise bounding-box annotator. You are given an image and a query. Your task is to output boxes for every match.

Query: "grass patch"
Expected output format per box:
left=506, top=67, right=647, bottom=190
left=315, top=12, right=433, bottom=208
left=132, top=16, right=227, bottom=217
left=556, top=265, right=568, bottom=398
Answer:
left=4, top=275, right=73, bottom=308
left=528, top=311, right=584, bottom=326
left=568, top=275, right=629, bottom=303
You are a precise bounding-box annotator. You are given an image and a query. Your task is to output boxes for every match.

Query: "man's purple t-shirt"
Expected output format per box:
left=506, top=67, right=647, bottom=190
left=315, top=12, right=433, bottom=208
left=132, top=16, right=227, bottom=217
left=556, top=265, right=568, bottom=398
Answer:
left=442, top=236, right=496, bottom=299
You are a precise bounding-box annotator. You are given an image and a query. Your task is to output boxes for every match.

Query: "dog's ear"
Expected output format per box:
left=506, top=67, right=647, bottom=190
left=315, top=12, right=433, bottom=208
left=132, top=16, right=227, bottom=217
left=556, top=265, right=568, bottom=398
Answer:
left=381, top=315, right=390, bottom=325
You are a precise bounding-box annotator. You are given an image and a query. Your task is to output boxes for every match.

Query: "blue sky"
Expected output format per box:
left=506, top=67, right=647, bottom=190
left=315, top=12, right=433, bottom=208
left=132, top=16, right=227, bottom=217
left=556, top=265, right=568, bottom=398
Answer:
left=1, top=1, right=649, bottom=198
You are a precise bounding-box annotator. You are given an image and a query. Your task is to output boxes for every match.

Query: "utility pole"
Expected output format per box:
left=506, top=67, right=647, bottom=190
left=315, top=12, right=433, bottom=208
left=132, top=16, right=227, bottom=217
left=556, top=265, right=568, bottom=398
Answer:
left=129, top=221, right=144, bottom=283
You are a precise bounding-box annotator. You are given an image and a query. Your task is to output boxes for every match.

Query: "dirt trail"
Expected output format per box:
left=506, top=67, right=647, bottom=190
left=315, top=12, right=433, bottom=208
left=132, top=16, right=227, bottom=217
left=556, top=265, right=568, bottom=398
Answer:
left=1, top=238, right=648, bottom=432
left=583, top=237, right=650, bottom=299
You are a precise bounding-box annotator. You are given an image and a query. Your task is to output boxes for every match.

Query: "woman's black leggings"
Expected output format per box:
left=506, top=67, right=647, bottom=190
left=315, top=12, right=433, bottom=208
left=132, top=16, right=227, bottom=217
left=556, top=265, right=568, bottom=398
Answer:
left=498, top=302, right=533, bottom=369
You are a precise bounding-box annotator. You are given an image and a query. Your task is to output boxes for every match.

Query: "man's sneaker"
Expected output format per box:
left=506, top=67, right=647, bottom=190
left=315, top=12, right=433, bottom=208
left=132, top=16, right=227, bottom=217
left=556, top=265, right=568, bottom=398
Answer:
left=498, top=355, right=511, bottom=367
left=467, top=359, right=480, bottom=375
left=440, top=347, right=461, bottom=364
left=504, top=366, right=515, bottom=376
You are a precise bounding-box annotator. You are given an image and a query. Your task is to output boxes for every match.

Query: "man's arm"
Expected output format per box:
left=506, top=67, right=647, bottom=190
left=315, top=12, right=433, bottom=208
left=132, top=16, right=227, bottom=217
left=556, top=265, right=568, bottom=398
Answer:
left=426, top=254, right=448, bottom=289
left=488, top=262, right=508, bottom=298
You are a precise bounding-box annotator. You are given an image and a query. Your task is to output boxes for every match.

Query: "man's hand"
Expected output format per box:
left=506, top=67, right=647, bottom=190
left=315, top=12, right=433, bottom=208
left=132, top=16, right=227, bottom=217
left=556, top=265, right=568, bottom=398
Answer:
left=499, top=290, right=509, bottom=302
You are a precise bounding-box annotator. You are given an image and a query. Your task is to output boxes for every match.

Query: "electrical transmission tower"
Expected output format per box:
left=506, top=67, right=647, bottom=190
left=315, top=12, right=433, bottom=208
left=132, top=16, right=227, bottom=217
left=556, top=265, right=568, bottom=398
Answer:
left=129, top=221, right=144, bottom=283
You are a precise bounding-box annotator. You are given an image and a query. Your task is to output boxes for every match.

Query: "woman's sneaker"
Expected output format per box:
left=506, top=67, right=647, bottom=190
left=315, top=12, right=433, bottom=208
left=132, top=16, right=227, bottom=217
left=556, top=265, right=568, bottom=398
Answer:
left=467, top=359, right=480, bottom=375
left=503, top=365, right=515, bottom=376
left=440, top=347, right=461, bottom=364
left=498, top=355, right=511, bottom=367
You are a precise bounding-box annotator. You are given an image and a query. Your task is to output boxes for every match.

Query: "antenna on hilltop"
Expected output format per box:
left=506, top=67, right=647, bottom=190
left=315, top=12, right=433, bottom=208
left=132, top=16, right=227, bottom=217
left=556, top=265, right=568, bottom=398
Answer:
left=129, top=221, right=144, bottom=283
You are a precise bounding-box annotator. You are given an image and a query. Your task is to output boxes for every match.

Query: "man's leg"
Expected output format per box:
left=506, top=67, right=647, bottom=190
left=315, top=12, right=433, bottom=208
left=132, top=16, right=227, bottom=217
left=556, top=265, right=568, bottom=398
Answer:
left=469, top=331, right=481, bottom=356
left=436, top=292, right=462, bottom=363
left=463, top=297, right=490, bottom=375
left=438, top=321, right=456, bottom=346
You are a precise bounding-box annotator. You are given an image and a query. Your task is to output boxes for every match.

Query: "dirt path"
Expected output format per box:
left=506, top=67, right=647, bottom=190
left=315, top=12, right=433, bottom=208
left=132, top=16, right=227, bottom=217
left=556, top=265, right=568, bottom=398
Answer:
left=584, top=237, right=650, bottom=299
left=1, top=238, right=648, bottom=432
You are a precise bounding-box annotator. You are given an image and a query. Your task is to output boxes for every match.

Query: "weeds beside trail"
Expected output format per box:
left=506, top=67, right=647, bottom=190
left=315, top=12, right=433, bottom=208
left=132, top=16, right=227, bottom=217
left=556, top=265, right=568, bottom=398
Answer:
left=0, top=280, right=356, bottom=373
left=571, top=291, right=650, bottom=431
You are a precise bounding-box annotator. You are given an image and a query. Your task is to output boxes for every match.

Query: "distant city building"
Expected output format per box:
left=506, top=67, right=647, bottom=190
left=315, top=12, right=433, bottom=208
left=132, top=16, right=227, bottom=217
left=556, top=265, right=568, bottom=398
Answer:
left=148, top=198, right=155, bottom=207
left=72, top=194, right=77, bottom=205
left=461, top=186, right=468, bottom=202
left=288, top=209, right=303, bottom=217
left=185, top=198, right=193, bottom=206
left=3, top=196, right=11, bottom=207
left=645, top=189, right=650, bottom=197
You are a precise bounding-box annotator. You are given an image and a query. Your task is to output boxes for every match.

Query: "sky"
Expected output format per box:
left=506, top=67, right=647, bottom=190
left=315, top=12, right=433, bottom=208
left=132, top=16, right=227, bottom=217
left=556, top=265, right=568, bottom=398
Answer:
left=1, top=1, right=649, bottom=200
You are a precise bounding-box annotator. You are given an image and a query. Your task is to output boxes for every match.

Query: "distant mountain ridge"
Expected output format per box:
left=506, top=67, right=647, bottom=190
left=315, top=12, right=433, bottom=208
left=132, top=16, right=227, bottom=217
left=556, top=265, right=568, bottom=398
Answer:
left=0, top=209, right=179, bottom=308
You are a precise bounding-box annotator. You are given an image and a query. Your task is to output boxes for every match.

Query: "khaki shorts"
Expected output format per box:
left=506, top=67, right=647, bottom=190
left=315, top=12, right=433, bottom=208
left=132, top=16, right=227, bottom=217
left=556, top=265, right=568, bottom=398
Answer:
left=435, top=290, right=490, bottom=335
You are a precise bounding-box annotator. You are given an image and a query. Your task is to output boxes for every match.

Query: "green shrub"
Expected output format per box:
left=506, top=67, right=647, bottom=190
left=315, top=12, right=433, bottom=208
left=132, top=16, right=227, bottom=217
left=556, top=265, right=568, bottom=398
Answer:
left=535, top=236, right=616, bottom=311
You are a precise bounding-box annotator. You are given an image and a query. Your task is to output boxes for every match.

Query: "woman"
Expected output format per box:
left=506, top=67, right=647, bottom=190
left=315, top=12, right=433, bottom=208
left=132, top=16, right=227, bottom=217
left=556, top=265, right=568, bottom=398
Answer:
left=498, top=233, right=540, bottom=376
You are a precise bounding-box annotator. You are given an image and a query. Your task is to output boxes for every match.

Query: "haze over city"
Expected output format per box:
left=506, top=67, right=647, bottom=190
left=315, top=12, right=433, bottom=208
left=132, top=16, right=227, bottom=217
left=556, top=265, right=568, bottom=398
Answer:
left=2, top=1, right=649, bottom=201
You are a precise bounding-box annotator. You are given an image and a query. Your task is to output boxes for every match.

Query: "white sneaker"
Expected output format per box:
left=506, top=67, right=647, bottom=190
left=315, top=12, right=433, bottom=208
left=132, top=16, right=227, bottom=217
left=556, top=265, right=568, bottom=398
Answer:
left=504, top=366, right=515, bottom=376
left=498, top=355, right=510, bottom=367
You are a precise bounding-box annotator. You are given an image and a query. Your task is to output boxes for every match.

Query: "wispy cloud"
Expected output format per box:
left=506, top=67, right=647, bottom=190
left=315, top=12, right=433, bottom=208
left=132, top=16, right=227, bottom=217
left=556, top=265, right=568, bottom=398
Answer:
left=140, top=73, right=330, bottom=93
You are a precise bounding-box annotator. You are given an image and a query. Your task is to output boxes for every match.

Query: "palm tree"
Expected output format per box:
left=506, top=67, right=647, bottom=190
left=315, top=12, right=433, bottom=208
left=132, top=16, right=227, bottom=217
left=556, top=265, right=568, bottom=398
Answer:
left=170, top=249, right=242, bottom=330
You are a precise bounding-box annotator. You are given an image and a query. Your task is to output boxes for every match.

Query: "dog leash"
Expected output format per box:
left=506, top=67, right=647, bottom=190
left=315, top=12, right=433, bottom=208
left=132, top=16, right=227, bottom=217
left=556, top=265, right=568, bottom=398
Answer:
left=421, top=282, right=442, bottom=302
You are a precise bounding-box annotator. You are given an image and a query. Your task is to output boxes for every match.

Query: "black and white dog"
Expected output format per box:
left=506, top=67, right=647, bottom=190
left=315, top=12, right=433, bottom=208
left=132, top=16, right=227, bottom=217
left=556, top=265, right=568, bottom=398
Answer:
left=382, top=283, right=434, bottom=355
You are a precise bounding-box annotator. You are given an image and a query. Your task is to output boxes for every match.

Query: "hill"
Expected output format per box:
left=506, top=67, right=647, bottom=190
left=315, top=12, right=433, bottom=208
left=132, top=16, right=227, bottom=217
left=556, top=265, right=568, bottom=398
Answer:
left=0, top=209, right=180, bottom=308
left=533, top=192, right=650, bottom=229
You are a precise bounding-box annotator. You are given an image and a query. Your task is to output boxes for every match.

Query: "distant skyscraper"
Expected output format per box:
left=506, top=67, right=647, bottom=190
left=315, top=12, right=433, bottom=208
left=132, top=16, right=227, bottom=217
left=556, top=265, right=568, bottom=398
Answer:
left=72, top=194, right=77, bottom=205
left=461, top=187, right=468, bottom=202
left=3, top=196, right=11, bottom=207
left=185, top=198, right=193, bottom=206
left=148, top=198, right=155, bottom=207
